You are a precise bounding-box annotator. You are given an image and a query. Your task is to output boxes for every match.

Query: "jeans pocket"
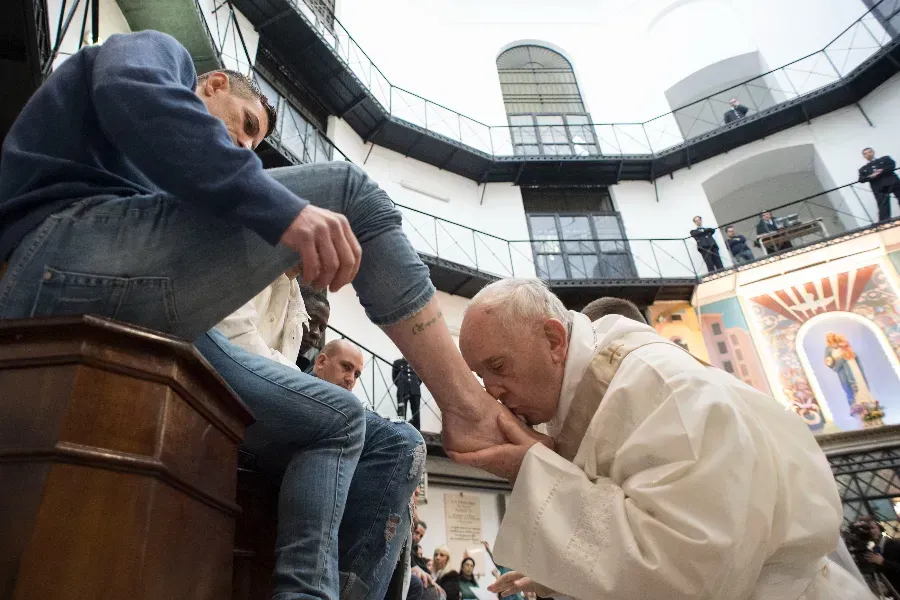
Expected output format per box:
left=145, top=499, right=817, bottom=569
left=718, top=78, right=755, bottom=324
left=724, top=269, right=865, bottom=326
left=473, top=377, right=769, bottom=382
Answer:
left=30, top=267, right=178, bottom=331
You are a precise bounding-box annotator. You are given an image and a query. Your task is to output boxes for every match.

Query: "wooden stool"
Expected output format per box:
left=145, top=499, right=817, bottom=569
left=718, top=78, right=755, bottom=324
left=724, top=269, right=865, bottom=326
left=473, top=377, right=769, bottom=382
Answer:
left=0, top=315, right=254, bottom=600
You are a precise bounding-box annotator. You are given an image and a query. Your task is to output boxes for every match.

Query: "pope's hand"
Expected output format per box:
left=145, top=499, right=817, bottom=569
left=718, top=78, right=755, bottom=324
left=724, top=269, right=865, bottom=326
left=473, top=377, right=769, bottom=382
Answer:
left=447, top=410, right=552, bottom=482
left=488, top=571, right=556, bottom=598
left=441, top=390, right=509, bottom=453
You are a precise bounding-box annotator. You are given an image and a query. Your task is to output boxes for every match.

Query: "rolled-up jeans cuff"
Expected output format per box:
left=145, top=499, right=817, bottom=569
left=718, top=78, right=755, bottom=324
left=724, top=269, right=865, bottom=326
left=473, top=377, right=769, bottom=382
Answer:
left=366, top=281, right=436, bottom=327
left=340, top=571, right=370, bottom=600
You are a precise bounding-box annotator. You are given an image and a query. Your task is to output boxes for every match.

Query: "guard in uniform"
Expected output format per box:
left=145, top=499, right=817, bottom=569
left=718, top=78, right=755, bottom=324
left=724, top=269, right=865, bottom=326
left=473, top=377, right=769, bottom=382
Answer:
left=858, top=147, right=900, bottom=222
left=393, top=357, right=423, bottom=430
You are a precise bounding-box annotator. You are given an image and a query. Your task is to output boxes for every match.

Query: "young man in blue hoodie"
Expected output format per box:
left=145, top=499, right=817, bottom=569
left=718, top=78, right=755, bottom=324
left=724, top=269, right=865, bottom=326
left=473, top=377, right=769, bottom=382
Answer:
left=0, top=30, right=519, bottom=600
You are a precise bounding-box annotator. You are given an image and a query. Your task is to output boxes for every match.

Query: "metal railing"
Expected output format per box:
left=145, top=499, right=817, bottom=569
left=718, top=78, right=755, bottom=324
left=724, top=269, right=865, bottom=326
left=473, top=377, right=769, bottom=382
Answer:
left=206, top=2, right=898, bottom=281
left=285, top=0, right=900, bottom=157
left=325, top=326, right=443, bottom=432
left=400, top=176, right=896, bottom=280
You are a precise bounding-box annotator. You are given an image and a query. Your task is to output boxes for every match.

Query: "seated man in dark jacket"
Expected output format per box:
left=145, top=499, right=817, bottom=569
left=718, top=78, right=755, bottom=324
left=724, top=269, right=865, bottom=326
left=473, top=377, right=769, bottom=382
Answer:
left=725, top=226, right=754, bottom=264
left=858, top=147, right=900, bottom=222
left=756, top=210, right=792, bottom=253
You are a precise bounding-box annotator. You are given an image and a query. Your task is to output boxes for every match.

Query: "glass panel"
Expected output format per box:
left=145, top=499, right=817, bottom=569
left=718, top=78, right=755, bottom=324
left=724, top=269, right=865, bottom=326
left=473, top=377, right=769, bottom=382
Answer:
left=536, top=254, right=567, bottom=280
left=512, top=126, right=537, bottom=144
left=565, top=114, right=589, bottom=125
left=515, top=144, right=540, bottom=156
left=566, top=254, right=590, bottom=279
left=593, top=215, right=625, bottom=252
left=529, top=216, right=561, bottom=253
left=597, top=253, right=634, bottom=278
left=558, top=216, right=593, bottom=253
left=535, top=115, right=565, bottom=126
left=539, top=125, right=569, bottom=145
left=568, top=125, right=594, bottom=144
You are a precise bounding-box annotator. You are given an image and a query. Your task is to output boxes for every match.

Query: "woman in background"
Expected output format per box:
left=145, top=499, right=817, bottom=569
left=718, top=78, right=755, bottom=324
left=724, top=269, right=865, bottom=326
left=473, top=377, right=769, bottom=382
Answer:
left=432, top=547, right=460, bottom=600
left=459, top=557, right=479, bottom=600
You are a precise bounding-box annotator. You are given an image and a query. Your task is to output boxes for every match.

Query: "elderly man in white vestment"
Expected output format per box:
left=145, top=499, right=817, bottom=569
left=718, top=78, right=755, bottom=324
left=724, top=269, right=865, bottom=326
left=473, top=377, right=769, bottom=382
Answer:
left=450, top=279, right=873, bottom=600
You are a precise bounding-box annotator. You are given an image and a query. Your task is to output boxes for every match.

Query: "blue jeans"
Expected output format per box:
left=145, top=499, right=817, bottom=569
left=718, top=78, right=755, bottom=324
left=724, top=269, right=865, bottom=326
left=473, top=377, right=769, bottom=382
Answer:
left=0, top=161, right=435, bottom=600
left=339, top=410, right=424, bottom=600
left=196, top=330, right=424, bottom=600
left=0, top=162, right=435, bottom=335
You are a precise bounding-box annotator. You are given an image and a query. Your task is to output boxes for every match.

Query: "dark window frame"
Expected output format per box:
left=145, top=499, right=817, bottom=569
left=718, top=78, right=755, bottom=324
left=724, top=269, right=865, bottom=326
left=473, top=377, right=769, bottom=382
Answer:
left=507, top=113, right=600, bottom=157
left=526, top=210, right=636, bottom=281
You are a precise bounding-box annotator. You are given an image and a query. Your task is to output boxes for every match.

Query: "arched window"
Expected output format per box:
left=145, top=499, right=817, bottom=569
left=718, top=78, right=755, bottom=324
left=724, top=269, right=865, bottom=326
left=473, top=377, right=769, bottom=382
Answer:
left=496, top=44, right=598, bottom=157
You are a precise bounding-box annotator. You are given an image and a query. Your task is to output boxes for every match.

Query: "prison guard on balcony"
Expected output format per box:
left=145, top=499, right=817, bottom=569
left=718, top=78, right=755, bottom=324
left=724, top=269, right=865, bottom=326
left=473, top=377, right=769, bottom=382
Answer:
left=0, top=30, right=307, bottom=263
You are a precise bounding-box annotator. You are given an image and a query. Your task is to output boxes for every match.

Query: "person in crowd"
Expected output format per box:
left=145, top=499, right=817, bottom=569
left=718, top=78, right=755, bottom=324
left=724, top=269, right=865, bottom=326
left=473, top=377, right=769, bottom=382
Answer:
left=581, top=297, right=646, bottom=324
left=450, top=278, right=874, bottom=600
left=858, top=147, right=900, bottom=222
left=726, top=225, right=755, bottom=264
left=723, top=97, right=749, bottom=124
left=297, top=285, right=330, bottom=371
left=394, top=357, right=423, bottom=431
left=432, top=547, right=461, bottom=600
left=312, top=339, right=364, bottom=391
left=217, top=277, right=425, bottom=600
left=689, top=215, right=724, bottom=273
left=859, top=515, right=900, bottom=592
left=412, top=520, right=430, bottom=572
left=401, top=495, right=437, bottom=600
left=756, top=210, right=792, bottom=253
left=482, top=540, right=523, bottom=600
left=459, top=558, right=480, bottom=600
left=0, top=31, right=527, bottom=600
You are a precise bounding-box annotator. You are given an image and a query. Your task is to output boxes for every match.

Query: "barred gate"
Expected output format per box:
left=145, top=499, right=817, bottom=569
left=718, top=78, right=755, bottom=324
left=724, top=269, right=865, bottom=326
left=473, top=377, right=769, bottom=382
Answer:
left=828, top=446, right=900, bottom=536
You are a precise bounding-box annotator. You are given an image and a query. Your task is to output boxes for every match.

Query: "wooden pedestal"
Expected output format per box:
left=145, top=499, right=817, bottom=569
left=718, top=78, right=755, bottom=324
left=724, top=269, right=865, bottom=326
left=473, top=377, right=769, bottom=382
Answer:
left=0, top=316, right=254, bottom=600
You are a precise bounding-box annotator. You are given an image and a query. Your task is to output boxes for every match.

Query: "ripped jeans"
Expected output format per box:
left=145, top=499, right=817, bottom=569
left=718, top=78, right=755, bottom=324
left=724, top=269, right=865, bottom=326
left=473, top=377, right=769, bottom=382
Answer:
left=196, top=330, right=424, bottom=600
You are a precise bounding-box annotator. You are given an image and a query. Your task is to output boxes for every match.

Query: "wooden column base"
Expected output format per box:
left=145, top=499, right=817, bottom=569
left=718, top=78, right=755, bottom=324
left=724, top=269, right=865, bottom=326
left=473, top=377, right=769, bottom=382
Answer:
left=0, top=316, right=254, bottom=600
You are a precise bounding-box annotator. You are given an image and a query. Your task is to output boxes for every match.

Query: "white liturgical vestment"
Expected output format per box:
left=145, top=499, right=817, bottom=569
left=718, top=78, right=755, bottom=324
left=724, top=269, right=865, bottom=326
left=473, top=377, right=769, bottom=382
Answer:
left=493, top=312, right=874, bottom=600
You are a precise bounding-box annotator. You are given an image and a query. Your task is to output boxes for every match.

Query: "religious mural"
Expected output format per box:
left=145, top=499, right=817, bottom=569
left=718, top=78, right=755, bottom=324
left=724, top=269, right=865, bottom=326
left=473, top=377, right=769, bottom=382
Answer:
left=749, top=263, right=900, bottom=432
left=647, top=301, right=710, bottom=363
left=696, top=297, right=771, bottom=395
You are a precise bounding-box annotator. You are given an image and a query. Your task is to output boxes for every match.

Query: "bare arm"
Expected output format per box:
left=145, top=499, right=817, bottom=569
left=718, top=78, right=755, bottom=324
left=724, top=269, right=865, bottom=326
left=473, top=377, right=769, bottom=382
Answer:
left=382, top=298, right=506, bottom=452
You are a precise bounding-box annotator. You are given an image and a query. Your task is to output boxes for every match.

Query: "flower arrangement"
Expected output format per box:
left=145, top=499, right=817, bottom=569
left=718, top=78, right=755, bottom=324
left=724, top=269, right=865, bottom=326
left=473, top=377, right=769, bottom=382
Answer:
left=863, top=403, right=885, bottom=423
left=851, top=402, right=885, bottom=423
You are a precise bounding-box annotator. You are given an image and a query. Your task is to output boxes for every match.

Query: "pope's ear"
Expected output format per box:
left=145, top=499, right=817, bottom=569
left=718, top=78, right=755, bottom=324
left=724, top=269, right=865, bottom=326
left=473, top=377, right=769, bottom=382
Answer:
left=544, top=318, right=568, bottom=363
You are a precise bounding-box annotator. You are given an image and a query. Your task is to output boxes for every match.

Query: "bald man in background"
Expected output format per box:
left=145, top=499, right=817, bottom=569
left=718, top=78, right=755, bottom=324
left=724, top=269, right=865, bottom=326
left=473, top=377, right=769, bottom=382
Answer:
left=313, top=339, right=365, bottom=390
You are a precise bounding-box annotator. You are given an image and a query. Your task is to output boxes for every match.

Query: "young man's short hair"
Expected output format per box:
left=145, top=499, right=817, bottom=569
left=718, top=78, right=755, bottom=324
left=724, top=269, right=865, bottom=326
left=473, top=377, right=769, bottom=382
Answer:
left=581, top=297, right=646, bottom=324
left=862, top=147, right=874, bottom=153
left=300, top=285, right=329, bottom=309
left=197, top=69, right=277, bottom=138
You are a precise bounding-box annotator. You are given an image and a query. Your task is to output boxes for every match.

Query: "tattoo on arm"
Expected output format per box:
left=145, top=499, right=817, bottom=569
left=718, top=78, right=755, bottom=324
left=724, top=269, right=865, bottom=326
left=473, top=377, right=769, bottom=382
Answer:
left=412, top=311, right=442, bottom=335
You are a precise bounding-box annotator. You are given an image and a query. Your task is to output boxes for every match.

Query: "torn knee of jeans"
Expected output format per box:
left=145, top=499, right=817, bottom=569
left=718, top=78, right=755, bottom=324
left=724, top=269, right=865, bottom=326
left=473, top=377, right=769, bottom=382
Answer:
left=384, top=514, right=402, bottom=542
left=408, top=442, right=426, bottom=481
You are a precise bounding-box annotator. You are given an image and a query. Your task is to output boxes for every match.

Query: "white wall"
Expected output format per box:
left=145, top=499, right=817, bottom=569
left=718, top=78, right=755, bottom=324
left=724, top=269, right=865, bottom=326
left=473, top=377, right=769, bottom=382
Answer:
left=712, top=171, right=825, bottom=226
left=416, top=483, right=506, bottom=583
left=335, top=0, right=871, bottom=124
